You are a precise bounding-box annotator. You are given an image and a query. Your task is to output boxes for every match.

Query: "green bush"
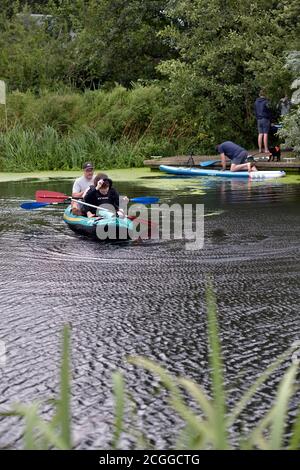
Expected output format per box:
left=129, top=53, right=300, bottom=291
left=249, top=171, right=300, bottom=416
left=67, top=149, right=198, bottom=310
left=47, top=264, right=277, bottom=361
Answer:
left=278, top=52, right=300, bottom=155
left=279, top=108, right=300, bottom=155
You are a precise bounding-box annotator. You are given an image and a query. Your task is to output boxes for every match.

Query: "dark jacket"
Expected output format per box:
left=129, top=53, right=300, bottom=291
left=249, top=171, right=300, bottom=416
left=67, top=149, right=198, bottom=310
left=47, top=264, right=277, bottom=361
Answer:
left=254, top=97, right=271, bottom=120
left=218, top=141, right=246, bottom=160
left=82, top=184, right=120, bottom=216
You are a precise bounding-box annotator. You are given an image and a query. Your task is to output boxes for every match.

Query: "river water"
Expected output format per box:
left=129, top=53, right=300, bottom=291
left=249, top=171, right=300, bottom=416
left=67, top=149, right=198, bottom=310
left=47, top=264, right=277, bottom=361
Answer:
left=0, top=169, right=299, bottom=449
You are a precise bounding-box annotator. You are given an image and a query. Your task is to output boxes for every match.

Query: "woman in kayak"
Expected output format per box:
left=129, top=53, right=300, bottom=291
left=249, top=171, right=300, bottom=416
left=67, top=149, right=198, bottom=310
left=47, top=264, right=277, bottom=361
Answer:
left=216, top=141, right=257, bottom=172
left=82, top=173, right=125, bottom=218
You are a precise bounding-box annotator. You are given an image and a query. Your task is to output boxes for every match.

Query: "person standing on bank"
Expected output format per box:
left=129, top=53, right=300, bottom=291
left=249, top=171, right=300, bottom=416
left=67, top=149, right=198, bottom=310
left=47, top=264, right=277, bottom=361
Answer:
left=216, top=141, right=257, bottom=172
left=278, top=95, right=291, bottom=117
left=254, top=90, right=272, bottom=154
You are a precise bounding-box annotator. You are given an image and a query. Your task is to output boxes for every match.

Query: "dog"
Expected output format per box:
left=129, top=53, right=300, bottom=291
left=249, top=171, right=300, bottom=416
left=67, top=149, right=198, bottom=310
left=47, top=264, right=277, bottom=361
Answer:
left=268, top=145, right=281, bottom=162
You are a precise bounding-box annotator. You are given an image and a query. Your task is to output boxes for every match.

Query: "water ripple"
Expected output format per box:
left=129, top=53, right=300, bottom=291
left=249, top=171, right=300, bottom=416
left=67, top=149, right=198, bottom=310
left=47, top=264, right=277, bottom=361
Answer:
left=0, top=181, right=299, bottom=448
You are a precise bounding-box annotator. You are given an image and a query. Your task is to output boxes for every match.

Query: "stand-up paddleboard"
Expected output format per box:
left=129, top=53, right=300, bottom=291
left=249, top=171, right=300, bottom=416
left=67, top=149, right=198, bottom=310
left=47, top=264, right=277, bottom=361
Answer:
left=159, top=165, right=286, bottom=179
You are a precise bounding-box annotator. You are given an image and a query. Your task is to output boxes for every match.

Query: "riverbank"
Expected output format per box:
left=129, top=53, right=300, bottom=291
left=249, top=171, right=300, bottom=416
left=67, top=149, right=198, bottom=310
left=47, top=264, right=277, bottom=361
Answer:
left=0, top=168, right=153, bottom=183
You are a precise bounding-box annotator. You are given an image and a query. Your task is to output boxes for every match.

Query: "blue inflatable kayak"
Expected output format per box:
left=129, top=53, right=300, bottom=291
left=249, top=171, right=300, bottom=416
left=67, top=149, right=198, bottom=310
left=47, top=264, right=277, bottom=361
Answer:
left=159, top=165, right=286, bottom=179
left=63, top=205, right=135, bottom=241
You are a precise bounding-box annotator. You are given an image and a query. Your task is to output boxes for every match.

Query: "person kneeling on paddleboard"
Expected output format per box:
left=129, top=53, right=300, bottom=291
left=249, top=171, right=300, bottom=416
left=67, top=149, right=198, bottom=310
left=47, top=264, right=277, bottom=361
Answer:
left=216, top=141, right=257, bottom=173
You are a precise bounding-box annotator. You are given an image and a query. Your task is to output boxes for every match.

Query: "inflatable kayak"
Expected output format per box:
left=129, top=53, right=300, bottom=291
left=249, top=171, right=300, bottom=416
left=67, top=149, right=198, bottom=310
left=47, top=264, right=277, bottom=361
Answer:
left=63, top=205, right=135, bottom=241
left=159, top=165, right=286, bottom=179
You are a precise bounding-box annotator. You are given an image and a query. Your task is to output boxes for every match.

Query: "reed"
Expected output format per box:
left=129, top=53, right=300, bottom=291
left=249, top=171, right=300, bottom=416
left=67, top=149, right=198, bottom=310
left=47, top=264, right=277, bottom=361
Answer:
left=0, top=85, right=199, bottom=171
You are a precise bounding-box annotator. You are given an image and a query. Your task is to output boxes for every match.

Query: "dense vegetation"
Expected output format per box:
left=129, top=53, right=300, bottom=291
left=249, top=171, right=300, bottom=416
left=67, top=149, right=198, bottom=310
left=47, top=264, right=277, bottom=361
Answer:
left=0, top=1, right=299, bottom=170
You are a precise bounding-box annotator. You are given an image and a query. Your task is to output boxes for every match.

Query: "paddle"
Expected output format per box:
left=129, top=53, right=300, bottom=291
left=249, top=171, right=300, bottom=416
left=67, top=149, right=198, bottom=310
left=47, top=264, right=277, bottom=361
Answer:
left=35, top=190, right=159, bottom=205
left=35, top=190, right=69, bottom=203
left=21, top=199, right=119, bottom=211
left=199, top=159, right=221, bottom=167
left=128, top=196, right=159, bottom=204
left=22, top=192, right=157, bottom=227
left=21, top=201, right=61, bottom=210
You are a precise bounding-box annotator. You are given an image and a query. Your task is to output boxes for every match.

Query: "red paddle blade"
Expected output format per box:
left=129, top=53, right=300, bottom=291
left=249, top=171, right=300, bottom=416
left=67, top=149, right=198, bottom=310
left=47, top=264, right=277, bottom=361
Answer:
left=35, top=190, right=69, bottom=203
left=127, top=215, right=157, bottom=227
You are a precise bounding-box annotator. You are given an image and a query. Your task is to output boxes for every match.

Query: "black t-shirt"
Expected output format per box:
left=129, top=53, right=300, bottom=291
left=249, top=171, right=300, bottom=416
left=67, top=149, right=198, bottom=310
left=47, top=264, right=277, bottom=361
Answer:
left=82, top=186, right=120, bottom=215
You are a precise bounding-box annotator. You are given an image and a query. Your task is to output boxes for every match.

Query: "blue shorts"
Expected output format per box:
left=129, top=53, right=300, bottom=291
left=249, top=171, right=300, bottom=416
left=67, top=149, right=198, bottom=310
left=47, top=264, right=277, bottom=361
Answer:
left=257, top=118, right=270, bottom=133
left=231, top=150, right=248, bottom=165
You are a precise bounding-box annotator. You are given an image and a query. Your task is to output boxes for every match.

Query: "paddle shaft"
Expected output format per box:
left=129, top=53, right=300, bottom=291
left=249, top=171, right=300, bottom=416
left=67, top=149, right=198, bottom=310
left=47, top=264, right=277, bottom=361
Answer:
left=71, top=198, right=107, bottom=212
left=71, top=199, right=155, bottom=226
left=36, top=191, right=158, bottom=205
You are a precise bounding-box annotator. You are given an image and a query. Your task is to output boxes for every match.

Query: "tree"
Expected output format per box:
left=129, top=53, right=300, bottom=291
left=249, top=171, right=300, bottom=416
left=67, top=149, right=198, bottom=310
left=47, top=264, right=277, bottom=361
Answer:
left=278, top=51, right=300, bottom=155
left=0, top=1, right=176, bottom=91
left=157, top=0, right=297, bottom=149
left=0, top=2, right=74, bottom=91
left=52, top=0, right=176, bottom=89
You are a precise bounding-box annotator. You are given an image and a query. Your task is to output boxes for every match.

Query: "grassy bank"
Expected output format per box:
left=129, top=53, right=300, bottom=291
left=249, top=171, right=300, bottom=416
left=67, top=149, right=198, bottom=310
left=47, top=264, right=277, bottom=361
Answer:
left=0, top=86, right=200, bottom=172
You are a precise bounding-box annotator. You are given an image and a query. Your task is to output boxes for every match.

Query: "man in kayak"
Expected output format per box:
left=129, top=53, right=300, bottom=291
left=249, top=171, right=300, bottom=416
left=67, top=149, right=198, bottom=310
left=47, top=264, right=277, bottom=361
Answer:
left=72, top=162, right=95, bottom=198
left=216, top=141, right=257, bottom=172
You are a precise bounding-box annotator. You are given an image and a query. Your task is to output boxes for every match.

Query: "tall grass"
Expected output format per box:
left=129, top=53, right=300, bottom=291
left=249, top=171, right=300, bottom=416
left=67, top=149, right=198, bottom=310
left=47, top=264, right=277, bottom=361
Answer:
left=0, top=85, right=202, bottom=171
left=0, top=126, right=162, bottom=171
left=3, top=85, right=189, bottom=140
left=1, top=286, right=299, bottom=449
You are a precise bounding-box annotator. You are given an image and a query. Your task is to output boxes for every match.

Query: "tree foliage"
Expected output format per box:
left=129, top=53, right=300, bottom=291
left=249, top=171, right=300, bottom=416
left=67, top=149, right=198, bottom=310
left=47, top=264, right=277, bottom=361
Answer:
left=158, top=0, right=298, bottom=146
left=60, top=0, right=175, bottom=88
left=278, top=51, right=300, bottom=155
left=0, top=1, right=299, bottom=152
left=0, top=0, right=175, bottom=91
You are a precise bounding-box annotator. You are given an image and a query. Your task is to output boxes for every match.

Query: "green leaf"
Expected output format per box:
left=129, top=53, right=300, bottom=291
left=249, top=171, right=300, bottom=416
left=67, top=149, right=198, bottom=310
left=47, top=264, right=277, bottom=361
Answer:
left=205, top=278, right=228, bottom=449
left=269, top=364, right=298, bottom=450
left=288, top=406, right=300, bottom=450
left=57, top=324, right=72, bottom=449
left=111, top=371, right=126, bottom=450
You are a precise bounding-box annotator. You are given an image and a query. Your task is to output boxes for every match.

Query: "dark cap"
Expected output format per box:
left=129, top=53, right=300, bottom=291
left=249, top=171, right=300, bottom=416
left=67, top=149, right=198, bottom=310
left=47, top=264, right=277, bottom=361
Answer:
left=83, top=162, right=94, bottom=170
